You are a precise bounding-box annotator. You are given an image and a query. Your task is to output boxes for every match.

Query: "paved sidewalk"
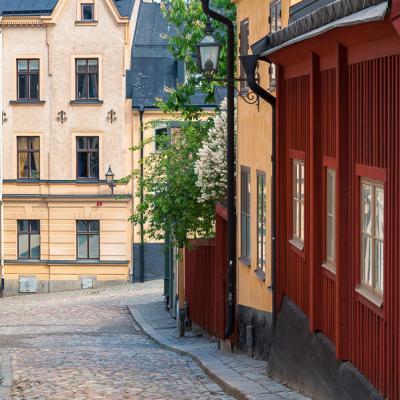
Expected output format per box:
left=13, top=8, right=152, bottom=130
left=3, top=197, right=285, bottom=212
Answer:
left=129, top=301, right=310, bottom=400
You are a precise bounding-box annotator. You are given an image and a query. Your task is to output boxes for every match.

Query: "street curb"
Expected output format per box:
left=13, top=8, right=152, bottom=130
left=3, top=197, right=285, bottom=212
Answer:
left=0, top=355, right=11, bottom=400
left=128, top=305, right=274, bottom=400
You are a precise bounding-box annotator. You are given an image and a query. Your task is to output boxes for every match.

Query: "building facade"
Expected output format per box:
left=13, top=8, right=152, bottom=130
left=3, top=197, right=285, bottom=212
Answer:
left=0, top=0, right=137, bottom=295
left=244, top=0, right=400, bottom=397
left=233, top=0, right=291, bottom=360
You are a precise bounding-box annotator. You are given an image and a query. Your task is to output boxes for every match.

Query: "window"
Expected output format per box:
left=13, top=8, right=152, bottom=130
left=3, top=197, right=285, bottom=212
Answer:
left=257, top=172, right=266, bottom=271
left=77, top=220, right=100, bottom=260
left=81, top=3, right=94, bottom=21
left=17, top=137, right=40, bottom=179
left=268, top=0, right=281, bottom=88
left=76, top=59, right=98, bottom=100
left=326, top=169, right=336, bottom=266
left=17, top=59, right=39, bottom=100
left=76, top=137, right=99, bottom=179
left=155, top=127, right=168, bottom=151
left=18, top=220, right=40, bottom=259
left=292, top=160, right=304, bottom=245
left=239, top=19, right=249, bottom=92
left=241, top=167, right=251, bottom=262
left=361, top=180, right=384, bottom=294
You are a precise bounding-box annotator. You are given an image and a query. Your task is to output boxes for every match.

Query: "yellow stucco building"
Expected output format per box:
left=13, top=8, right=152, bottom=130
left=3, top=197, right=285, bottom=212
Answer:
left=233, top=0, right=290, bottom=359
left=0, top=0, right=139, bottom=295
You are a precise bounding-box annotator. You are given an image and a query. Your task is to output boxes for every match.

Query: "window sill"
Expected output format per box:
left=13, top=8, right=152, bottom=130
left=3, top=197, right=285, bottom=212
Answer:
left=321, top=261, right=336, bottom=275
left=355, top=285, right=383, bottom=309
left=70, top=100, right=103, bottom=105
left=254, top=268, right=266, bottom=282
left=75, top=20, right=98, bottom=26
left=239, top=257, right=251, bottom=267
left=16, top=179, right=40, bottom=183
left=289, top=238, right=304, bottom=252
left=10, top=100, right=45, bottom=106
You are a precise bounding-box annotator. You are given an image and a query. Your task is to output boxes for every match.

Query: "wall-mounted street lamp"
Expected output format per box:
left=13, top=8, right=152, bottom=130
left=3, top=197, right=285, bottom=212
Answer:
left=105, top=165, right=116, bottom=194
left=196, top=20, right=221, bottom=76
left=196, top=19, right=259, bottom=106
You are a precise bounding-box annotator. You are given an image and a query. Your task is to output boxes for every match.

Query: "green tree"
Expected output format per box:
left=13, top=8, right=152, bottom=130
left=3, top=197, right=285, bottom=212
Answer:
left=123, top=120, right=215, bottom=248
left=159, top=0, right=236, bottom=117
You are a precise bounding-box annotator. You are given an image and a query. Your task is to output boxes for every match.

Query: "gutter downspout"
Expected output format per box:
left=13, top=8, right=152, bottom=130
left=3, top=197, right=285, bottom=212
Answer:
left=240, top=55, right=277, bottom=329
left=0, top=25, right=4, bottom=297
left=201, top=0, right=236, bottom=338
left=139, top=106, right=145, bottom=283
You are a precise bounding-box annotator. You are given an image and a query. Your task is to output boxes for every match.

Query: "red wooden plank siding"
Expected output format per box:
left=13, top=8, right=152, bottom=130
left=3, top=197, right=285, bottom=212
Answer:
left=320, top=68, right=337, bottom=345
left=347, top=54, right=400, bottom=399
left=184, top=210, right=228, bottom=340
left=276, top=44, right=400, bottom=397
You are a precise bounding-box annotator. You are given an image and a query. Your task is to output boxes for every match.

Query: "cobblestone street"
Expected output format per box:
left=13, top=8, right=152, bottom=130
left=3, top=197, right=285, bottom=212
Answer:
left=0, top=281, right=233, bottom=400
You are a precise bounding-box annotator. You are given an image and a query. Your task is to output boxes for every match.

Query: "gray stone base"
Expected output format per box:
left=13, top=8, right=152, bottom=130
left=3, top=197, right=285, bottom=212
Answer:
left=236, top=304, right=273, bottom=360
left=2, top=278, right=127, bottom=297
left=269, top=296, right=383, bottom=400
left=133, top=243, right=164, bottom=282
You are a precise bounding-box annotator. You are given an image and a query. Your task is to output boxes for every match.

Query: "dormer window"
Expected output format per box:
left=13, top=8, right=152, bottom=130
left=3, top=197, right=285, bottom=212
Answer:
left=81, top=3, right=94, bottom=22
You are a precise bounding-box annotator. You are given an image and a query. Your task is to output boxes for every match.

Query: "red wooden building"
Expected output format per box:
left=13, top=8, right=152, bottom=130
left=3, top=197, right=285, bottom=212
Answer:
left=249, top=0, right=400, bottom=397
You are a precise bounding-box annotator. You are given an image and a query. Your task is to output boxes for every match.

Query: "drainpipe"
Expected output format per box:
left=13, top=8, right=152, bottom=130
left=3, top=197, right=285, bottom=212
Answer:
left=0, top=26, right=4, bottom=297
left=240, top=55, right=277, bottom=329
left=200, top=0, right=236, bottom=338
left=139, top=106, right=145, bottom=283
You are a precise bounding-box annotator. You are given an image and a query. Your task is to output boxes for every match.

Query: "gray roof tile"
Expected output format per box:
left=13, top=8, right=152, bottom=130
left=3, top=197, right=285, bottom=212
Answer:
left=0, top=0, right=135, bottom=17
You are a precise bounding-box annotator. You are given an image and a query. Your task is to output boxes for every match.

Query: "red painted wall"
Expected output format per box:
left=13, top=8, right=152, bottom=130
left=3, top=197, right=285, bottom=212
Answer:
left=275, top=21, right=400, bottom=398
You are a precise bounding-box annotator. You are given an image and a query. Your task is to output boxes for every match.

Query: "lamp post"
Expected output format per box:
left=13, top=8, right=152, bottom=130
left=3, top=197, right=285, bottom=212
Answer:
left=105, top=165, right=116, bottom=194
left=197, top=1, right=236, bottom=338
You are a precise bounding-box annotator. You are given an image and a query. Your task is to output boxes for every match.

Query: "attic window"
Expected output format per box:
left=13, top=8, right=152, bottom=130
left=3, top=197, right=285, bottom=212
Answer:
left=81, top=4, right=94, bottom=22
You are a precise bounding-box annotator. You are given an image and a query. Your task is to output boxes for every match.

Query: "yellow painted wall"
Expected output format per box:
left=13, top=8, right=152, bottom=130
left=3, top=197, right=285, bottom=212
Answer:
left=234, top=0, right=274, bottom=313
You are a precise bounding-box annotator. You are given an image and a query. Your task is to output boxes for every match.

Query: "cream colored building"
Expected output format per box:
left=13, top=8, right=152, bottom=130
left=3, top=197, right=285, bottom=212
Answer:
left=0, top=0, right=139, bottom=295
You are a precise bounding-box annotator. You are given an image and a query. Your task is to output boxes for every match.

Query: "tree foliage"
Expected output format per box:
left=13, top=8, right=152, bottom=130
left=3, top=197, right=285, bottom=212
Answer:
left=159, top=0, right=236, bottom=116
left=124, top=120, right=216, bottom=248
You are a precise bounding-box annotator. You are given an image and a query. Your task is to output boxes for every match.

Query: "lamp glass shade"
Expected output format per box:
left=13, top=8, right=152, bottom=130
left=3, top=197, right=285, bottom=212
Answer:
left=105, top=166, right=114, bottom=185
left=197, top=34, right=220, bottom=74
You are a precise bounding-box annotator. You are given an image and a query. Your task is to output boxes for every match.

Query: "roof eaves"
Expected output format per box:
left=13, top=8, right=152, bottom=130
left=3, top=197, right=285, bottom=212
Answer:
left=257, top=0, right=388, bottom=57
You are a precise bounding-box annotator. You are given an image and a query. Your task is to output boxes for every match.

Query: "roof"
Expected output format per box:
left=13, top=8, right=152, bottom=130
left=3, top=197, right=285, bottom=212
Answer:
left=0, top=0, right=136, bottom=17
left=252, top=0, right=388, bottom=57
left=112, top=0, right=136, bottom=18
left=126, top=1, right=212, bottom=109
left=0, top=0, right=58, bottom=15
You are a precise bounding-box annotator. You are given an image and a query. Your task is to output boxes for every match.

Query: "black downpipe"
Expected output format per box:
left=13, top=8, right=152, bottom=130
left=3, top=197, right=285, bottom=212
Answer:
left=139, top=106, right=145, bottom=283
left=200, top=0, right=236, bottom=338
left=240, top=55, right=277, bottom=329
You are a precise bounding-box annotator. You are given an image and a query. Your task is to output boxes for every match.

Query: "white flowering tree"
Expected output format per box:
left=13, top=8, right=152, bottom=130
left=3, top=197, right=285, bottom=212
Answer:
left=195, top=98, right=236, bottom=203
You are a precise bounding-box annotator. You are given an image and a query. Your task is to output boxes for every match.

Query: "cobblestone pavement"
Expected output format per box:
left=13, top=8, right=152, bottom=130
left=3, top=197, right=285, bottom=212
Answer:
left=135, top=302, right=309, bottom=400
left=0, top=281, right=233, bottom=400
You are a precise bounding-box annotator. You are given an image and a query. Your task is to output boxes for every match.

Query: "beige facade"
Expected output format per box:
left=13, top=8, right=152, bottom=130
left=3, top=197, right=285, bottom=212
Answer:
left=0, top=0, right=139, bottom=295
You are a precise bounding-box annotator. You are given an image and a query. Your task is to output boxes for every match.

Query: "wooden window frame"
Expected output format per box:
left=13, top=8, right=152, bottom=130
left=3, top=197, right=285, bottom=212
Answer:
left=360, top=178, right=384, bottom=297
left=256, top=171, right=266, bottom=272
left=291, top=159, right=305, bottom=250
left=17, top=220, right=40, bottom=260
left=268, top=0, right=281, bottom=88
left=76, top=136, right=99, bottom=179
left=17, top=136, right=40, bottom=179
left=17, top=59, right=40, bottom=100
left=240, top=166, right=251, bottom=264
left=76, top=220, right=100, bottom=260
left=81, top=3, right=94, bottom=22
left=323, top=168, right=336, bottom=271
left=75, top=58, right=99, bottom=100
left=239, top=18, right=249, bottom=92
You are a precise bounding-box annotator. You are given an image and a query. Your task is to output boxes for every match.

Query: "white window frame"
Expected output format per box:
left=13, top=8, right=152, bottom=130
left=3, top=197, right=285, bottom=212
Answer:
left=291, top=159, right=305, bottom=249
left=256, top=171, right=266, bottom=272
left=325, top=168, right=336, bottom=270
left=360, top=179, right=384, bottom=296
